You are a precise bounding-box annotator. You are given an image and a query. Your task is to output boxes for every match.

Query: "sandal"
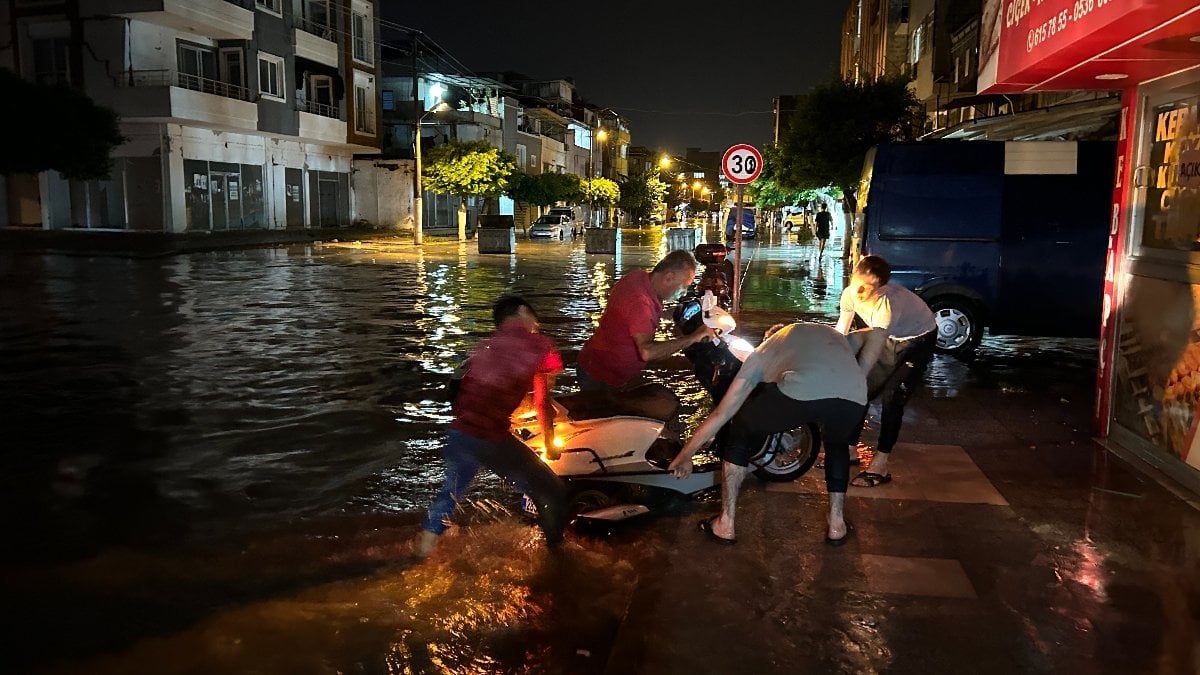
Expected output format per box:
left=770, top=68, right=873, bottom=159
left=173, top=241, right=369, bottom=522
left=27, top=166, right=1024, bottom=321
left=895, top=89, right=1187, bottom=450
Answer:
left=698, top=516, right=736, bottom=545
left=851, top=471, right=893, bottom=488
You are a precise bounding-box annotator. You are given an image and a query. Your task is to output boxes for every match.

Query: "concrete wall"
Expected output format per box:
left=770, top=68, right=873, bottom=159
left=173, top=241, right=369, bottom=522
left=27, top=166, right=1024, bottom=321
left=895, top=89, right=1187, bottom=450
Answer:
left=352, top=158, right=416, bottom=231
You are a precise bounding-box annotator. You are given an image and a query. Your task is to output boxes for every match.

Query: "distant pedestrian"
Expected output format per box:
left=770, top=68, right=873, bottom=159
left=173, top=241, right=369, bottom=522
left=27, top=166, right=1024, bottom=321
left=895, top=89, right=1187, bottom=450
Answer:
left=815, top=203, right=833, bottom=258
left=415, top=295, right=567, bottom=559
left=835, top=255, right=937, bottom=488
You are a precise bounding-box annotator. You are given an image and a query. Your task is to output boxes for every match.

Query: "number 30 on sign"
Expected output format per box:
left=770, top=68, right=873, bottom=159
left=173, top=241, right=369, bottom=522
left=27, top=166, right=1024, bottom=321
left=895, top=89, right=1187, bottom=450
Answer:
left=722, top=144, right=763, bottom=185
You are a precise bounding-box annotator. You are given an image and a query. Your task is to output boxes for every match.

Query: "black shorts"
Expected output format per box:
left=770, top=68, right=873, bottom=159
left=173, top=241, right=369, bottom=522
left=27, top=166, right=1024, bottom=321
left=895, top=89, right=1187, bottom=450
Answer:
left=718, top=383, right=863, bottom=467
left=816, top=223, right=830, bottom=240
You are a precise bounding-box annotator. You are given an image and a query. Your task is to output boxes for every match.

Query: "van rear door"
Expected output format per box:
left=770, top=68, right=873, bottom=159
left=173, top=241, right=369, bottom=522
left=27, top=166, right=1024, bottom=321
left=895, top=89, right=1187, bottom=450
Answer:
left=993, top=142, right=1114, bottom=337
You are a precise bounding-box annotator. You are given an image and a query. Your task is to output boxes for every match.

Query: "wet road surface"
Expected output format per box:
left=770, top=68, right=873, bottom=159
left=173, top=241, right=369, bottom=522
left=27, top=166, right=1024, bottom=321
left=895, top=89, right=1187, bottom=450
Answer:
left=2, top=226, right=1198, bottom=673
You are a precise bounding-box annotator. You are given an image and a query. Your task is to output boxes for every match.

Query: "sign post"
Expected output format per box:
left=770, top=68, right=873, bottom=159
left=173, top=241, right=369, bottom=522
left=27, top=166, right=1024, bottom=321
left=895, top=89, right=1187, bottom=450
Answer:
left=721, top=144, right=763, bottom=314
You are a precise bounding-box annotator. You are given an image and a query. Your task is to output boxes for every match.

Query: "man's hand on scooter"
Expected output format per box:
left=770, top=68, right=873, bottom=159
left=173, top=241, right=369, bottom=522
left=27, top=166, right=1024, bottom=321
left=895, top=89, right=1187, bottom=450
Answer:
left=689, top=324, right=716, bottom=345
left=669, top=450, right=695, bottom=478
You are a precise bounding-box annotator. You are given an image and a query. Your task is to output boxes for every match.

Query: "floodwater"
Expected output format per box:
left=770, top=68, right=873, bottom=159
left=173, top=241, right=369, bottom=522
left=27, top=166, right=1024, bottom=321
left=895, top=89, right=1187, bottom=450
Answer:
left=0, top=226, right=1101, bottom=673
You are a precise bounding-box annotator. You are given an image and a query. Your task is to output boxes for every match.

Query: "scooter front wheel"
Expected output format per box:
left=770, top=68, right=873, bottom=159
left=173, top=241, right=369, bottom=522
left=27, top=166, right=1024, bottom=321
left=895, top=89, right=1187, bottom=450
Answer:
left=751, top=423, right=821, bottom=482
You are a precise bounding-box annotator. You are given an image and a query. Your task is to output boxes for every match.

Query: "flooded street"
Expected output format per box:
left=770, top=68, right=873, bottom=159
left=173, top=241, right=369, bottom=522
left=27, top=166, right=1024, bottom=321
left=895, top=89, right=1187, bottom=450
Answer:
left=5, top=227, right=1163, bottom=674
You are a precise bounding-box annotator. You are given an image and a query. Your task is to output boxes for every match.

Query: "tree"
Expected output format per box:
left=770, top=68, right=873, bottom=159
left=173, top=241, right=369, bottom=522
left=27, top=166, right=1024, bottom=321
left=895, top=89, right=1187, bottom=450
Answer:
left=1, top=69, right=125, bottom=180
left=424, top=140, right=517, bottom=236
left=507, top=172, right=582, bottom=213
left=775, top=76, right=920, bottom=210
left=581, top=177, right=620, bottom=225
left=618, top=171, right=668, bottom=223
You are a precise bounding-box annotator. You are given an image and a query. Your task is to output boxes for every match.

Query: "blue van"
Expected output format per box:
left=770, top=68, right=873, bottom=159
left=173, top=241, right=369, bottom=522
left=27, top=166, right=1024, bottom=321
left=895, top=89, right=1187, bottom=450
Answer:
left=724, top=207, right=757, bottom=241
left=853, top=141, right=1116, bottom=356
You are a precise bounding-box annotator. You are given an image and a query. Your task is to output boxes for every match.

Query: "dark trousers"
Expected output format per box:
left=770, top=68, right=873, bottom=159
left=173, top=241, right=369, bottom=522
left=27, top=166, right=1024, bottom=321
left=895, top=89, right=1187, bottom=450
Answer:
left=570, top=365, right=682, bottom=437
left=423, top=429, right=567, bottom=544
left=870, top=332, right=936, bottom=455
left=723, top=383, right=865, bottom=493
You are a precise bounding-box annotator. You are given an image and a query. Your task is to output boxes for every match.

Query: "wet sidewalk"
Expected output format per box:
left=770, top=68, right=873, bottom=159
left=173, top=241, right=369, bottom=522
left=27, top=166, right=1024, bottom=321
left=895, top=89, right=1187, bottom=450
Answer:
left=599, top=348, right=1200, bottom=674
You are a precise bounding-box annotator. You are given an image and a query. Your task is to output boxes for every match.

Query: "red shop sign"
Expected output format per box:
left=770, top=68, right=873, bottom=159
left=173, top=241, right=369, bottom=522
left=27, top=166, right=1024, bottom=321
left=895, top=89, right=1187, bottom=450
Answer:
left=981, top=0, right=1200, bottom=92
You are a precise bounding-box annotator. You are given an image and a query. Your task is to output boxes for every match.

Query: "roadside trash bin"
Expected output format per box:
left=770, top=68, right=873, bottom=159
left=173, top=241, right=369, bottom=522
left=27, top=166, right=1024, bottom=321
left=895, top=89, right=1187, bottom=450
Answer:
left=666, top=226, right=697, bottom=252
left=477, top=215, right=515, bottom=254
left=585, top=227, right=619, bottom=254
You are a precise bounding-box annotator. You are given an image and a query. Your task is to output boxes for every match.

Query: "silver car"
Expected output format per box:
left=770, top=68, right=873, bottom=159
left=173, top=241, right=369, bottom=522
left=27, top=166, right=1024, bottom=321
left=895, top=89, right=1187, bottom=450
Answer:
left=529, top=215, right=568, bottom=239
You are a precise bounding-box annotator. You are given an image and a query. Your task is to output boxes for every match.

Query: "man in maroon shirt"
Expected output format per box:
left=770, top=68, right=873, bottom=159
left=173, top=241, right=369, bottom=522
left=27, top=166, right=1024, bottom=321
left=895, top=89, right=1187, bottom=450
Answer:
left=574, top=250, right=713, bottom=423
left=416, top=296, right=567, bottom=559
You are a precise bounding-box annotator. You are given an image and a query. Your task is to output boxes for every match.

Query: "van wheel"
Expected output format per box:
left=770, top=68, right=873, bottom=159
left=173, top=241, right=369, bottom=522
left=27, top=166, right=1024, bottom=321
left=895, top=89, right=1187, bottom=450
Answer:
left=927, top=296, right=982, bottom=357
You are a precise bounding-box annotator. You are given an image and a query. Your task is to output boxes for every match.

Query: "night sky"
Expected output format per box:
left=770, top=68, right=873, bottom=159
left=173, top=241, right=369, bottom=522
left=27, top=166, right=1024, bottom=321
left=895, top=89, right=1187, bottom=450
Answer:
left=388, top=2, right=845, bottom=156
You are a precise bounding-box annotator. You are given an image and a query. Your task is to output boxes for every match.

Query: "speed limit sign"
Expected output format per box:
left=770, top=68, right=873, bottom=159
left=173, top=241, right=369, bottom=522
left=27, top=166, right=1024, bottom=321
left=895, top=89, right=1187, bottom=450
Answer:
left=722, top=144, right=763, bottom=184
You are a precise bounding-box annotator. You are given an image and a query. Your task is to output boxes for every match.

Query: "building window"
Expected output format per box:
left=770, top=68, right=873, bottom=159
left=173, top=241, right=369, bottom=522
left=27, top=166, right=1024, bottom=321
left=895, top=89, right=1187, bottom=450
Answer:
left=31, top=36, right=70, bottom=85
left=516, top=144, right=527, bottom=168
left=354, top=71, right=375, bottom=135
left=255, top=0, right=282, bottom=15
left=220, top=47, right=244, bottom=91
left=352, top=1, right=374, bottom=65
left=178, top=42, right=216, bottom=91
left=258, top=52, right=285, bottom=101
left=300, top=0, right=331, bottom=37
left=381, top=90, right=394, bottom=111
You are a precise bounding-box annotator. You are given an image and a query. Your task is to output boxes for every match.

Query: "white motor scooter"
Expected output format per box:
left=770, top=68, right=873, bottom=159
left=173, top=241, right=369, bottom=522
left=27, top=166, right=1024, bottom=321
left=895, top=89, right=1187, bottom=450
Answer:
left=515, top=292, right=820, bottom=524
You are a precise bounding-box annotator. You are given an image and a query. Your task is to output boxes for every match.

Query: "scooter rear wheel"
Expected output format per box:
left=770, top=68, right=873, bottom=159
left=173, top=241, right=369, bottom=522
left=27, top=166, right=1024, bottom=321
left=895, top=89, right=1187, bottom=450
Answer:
left=751, top=423, right=821, bottom=482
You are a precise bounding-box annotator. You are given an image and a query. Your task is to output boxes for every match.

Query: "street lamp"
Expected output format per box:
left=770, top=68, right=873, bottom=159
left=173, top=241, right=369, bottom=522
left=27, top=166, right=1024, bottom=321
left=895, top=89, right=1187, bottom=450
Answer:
left=413, top=101, right=449, bottom=246
left=593, top=128, right=607, bottom=178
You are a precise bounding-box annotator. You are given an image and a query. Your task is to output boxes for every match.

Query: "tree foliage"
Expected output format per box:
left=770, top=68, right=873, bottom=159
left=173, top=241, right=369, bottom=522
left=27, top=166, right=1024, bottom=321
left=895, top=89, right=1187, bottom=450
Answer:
left=775, top=76, right=920, bottom=207
left=618, top=172, right=668, bottom=222
left=507, top=171, right=582, bottom=207
left=1, top=69, right=125, bottom=180
left=581, top=177, right=620, bottom=206
left=423, top=140, right=517, bottom=200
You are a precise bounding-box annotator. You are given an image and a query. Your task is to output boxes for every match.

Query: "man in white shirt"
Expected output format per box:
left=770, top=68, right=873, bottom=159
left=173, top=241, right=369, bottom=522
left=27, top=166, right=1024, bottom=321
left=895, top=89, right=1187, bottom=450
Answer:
left=836, top=255, right=937, bottom=487
left=670, top=322, right=867, bottom=546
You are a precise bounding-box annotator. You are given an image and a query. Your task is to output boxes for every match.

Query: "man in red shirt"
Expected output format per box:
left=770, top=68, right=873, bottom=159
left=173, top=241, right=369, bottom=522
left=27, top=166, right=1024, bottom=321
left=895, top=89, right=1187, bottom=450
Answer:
left=575, top=250, right=713, bottom=423
left=416, top=296, right=567, bottom=559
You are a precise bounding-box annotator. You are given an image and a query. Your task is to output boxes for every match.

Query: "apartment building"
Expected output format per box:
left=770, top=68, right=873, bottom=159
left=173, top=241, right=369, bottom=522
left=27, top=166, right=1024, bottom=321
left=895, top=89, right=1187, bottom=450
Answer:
left=1, top=0, right=380, bottom=231
left=829, top=0, right=1120, bottom=142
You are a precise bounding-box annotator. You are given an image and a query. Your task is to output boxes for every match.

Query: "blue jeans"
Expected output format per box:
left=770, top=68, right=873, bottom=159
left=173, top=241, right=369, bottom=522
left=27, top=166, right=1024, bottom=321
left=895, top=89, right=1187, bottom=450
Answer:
left=423, top=429, right=567, bottom=544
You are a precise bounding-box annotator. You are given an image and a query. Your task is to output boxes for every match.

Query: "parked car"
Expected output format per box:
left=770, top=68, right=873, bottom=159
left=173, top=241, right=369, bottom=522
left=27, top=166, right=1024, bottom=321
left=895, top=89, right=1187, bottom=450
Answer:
left=547, top=206, right=580, bottom=228
left=782, top=211, right=808, bottom=229
left=724, top=207, right=757, bottom=241
left=529, top=215, right=569, bottom=239
left=853, top=140, right=1116, bottom=357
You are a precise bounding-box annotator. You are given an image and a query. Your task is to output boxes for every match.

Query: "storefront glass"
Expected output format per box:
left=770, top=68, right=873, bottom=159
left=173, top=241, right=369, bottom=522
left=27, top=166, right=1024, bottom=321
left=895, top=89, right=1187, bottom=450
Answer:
left=1112, top=74, right=1200, bottom=474
left=1139, top=93, right=1200, bottom=252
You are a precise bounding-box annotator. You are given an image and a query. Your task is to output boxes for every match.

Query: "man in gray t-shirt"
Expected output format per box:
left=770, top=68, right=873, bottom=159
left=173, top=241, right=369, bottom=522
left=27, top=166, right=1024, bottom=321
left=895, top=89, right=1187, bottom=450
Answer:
left=836, top=254, right=937, bottom=488
left=670, top=322, right=867, bottom=546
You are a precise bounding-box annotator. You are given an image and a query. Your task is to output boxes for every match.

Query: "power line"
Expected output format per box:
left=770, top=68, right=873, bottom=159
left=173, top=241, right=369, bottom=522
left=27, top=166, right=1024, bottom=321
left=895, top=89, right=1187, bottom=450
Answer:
left=612, top=107, right=775, bottom=116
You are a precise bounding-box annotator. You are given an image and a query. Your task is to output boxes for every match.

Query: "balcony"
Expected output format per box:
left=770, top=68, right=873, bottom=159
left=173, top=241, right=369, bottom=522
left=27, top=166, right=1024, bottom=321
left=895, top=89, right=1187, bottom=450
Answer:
left=298, top=103, right=347, bottom=145
left=114, top=69, right=258, bottom=132
left=100, top=0, right=254, bottom=41
left=294, top=20, right=339, bottom=67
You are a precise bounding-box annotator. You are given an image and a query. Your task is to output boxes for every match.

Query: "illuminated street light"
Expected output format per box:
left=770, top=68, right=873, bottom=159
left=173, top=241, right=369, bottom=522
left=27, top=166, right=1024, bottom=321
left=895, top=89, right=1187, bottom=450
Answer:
left=414, top=101, right=450, bottom=246
left=590, top=126, right=609, bottom=177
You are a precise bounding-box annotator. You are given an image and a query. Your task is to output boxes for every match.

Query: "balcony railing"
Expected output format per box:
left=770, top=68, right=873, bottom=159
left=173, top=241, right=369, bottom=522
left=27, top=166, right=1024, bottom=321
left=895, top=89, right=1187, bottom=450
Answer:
left=297, top=15, right=335, bottom=41
left=300, top=100, right=340, bottom=119
left=120, top=69, right=252, bottom=101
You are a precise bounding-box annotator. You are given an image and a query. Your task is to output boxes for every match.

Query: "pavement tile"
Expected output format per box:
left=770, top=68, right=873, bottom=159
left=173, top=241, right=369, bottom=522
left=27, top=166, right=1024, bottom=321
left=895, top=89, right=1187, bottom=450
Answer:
left=766, top=443, right=1008, bottom=505
left=857, top=554, right=977, bottom=599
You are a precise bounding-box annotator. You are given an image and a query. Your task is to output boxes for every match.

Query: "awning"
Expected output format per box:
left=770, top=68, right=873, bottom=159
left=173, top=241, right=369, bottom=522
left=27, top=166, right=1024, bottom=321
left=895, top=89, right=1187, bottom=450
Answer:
left=929, top=96, right=1122, bottom=141
left=979, top=0, right=1200, bottom=93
